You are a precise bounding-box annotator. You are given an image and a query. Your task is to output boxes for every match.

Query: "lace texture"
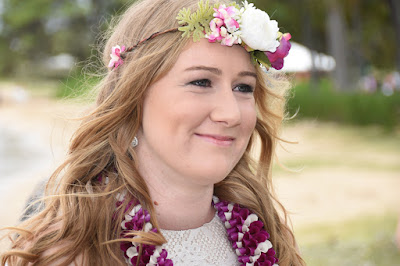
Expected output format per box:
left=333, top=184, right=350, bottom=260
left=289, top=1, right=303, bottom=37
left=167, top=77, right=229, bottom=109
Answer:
left=160, top=212, right=239, bottom=266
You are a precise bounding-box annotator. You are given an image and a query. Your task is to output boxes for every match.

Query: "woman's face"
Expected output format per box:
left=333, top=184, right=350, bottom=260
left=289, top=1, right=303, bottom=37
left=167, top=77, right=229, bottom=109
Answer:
left=137, top=39, right=257, bottom=186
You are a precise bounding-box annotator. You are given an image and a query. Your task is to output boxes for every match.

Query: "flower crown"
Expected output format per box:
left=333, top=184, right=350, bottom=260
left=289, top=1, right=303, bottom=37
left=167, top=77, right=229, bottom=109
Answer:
left=108, top=0, right=291, bottom=71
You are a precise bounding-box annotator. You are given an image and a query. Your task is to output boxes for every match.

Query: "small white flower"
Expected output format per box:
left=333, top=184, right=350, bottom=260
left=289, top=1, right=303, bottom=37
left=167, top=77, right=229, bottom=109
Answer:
left=212, top=195, right=220, bottom=203
left=225, top=221, right=232, bottom=229
left=121, top=220, right=127, bottom=230
left=148, top=249, right=160, bottom=264
left=126, top=246, right=138, bottom=258
left=239, top=4, right=280, bottom=52
left=257, top=240, right=273, bottom=253
left=144, top=222, right=153, bottom=232
left=242, top=224, right=249, bottom=232
left=116, top=190, right=126, bottom=202
left=232, top=30, right=242, bottom=44
left=242, top=0, right=254, bottom=9
left=249, top=254, right=261, bottom=262
left=133, top=204, right=142, bottom=213
left=244, top=213, right=258, bottom=226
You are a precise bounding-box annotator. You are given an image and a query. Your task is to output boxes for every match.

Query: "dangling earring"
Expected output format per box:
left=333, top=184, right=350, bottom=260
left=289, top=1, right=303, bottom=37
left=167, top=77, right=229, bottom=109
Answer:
left=131, top=136, right=138, bottom=147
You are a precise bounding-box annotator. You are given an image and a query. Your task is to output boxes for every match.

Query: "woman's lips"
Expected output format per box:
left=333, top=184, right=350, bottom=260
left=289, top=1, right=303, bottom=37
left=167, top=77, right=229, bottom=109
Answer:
left=195, top=133, right=235, bottom=146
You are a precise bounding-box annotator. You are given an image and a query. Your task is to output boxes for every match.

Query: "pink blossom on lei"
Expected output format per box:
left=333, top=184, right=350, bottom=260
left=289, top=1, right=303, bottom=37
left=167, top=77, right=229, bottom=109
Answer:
left=108, top=45, right=126, bottom=69
left=265, top=33, right=292, bottom=70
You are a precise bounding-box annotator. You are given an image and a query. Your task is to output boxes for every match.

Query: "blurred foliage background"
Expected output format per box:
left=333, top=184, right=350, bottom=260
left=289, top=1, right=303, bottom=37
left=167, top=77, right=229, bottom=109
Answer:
left=1, top=0, right=399, bottom=74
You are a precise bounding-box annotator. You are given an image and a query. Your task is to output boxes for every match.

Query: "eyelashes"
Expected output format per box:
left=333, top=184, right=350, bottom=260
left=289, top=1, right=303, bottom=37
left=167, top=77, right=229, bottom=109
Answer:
left=189, top=79, right=211, bottom=87
left=233, top=84, right=254, bottom=93
left=188, top=79, right=254, bottom=93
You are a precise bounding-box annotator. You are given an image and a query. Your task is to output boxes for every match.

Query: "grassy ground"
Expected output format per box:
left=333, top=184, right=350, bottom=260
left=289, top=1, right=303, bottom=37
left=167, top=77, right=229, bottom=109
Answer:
left=274, top=121, right=400, bottom=173
left=296, top=213, right=400, bottom=265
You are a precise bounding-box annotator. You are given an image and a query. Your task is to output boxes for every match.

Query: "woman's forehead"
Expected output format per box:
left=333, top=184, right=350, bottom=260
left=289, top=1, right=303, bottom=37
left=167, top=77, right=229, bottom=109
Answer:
left=174, top=39, right=256, bottom=74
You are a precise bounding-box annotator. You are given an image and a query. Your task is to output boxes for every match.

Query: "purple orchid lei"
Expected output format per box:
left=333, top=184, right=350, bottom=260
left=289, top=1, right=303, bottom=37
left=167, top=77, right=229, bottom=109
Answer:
left=117, top=195, right=278, bottom=266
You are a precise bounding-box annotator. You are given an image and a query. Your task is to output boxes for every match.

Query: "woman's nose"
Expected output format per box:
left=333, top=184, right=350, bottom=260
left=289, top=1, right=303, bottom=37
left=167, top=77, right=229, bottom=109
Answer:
left=209, top=87, right=241, bottom=127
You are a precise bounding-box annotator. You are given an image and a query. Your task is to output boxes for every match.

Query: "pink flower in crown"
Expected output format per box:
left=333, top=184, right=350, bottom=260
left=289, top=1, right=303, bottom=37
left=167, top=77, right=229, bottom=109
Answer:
left=224, top=17, right=240, bottom=32
left=207, top=19, right=224, bottom=43
left=213, top=5, right=240, bottom=33
left=222, top=35, right=240, bottom=47
left=213, top=17, right=224, bottom=28
left=108, top=45, right=126, bottom=69
left=221, top=35, right=236, bottom=46
left=265, top=33, right=292, bottom=70
left=218, top=27, right=240, bottom=47
left=206, top=4, right=241, bottom=46
left=214, top=4, right=238, bottom=21
left=219, top=27, right=231, bottom=46
left=220, top=27, right=227, bottom=37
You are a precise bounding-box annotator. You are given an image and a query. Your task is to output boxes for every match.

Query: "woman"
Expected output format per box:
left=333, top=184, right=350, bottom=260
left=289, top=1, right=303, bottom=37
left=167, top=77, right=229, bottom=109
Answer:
left=1, top=0, right=303, bottom=265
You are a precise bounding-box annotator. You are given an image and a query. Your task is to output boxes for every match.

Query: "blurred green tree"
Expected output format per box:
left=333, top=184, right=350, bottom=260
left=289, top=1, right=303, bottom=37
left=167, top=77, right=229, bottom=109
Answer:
left=386, top=0, right=400, bottom=70
left=0, top=0, right=398, bottom=80
left=0, top=0, right=130, bottom=76
left=253, top=0, right=398, bottom=90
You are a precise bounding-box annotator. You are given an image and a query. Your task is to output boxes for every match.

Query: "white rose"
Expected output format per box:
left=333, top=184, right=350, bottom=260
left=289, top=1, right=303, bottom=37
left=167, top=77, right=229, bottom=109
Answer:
left=239, top=5, right=280, bottom=52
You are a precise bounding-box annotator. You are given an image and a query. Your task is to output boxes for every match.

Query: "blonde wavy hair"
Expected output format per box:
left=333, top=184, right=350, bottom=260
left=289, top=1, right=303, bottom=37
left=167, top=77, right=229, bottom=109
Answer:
left=1, top=0, right=304, bottom=265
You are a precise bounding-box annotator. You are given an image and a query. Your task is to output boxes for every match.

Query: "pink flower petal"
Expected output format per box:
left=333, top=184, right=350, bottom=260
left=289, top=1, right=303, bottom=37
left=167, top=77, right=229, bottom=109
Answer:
left=226, top=5, right=237, bottom=18
left=108, top=45, right=126, bottom=69
left=265, top=33, right=292, bottom=70
left=214, top=18, right=224, bottom=28
left=225, top=18, right=240, bottom=31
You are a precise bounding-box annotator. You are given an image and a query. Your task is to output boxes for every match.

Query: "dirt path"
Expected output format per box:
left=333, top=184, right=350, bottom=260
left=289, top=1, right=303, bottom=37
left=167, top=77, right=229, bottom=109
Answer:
left=0, top=92, right=85, bottom=231
left=1, top=92, right=399, bottom=251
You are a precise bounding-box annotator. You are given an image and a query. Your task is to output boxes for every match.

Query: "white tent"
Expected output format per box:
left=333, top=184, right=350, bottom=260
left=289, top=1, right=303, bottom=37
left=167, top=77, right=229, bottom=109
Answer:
left=280, top=42, right=336, bottom=72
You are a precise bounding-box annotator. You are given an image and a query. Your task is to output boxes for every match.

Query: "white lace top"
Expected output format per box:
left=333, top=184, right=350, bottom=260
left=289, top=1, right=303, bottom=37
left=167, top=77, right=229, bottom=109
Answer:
left=160, top=212, right=239, bottom=266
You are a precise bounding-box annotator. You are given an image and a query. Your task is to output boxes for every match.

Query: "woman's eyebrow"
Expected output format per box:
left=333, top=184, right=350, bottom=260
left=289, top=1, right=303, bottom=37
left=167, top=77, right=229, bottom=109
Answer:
left=184, top=65, right=222, bottom=75
left=184, top=66, right=257, bottom=79
left=238, top=71, right=257, bottom=79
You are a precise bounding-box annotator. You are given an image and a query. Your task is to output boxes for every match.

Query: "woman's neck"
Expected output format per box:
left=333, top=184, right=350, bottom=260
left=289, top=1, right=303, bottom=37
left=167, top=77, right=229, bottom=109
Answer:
left=137, top=161, right=215, bottom=230
left=149, top=184, right=215, bottom=230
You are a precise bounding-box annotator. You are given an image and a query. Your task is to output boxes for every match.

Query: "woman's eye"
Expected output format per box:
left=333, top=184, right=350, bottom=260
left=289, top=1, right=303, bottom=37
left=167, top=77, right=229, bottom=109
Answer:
left=233, top=84, right=254, bottom=93
left=189, top=79, right=211, bottom=87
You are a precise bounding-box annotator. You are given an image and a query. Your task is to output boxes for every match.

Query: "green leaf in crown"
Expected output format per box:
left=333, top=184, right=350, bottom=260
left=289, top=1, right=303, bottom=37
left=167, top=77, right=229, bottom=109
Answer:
left=176, top=0, right=219, bottom=42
